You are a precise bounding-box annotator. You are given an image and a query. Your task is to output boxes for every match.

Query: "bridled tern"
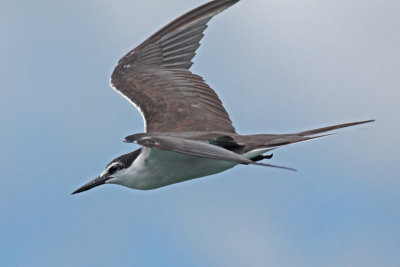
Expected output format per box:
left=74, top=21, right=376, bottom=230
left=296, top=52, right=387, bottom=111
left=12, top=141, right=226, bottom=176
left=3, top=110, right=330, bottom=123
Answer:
left=72, top=0, right=374, bottom=194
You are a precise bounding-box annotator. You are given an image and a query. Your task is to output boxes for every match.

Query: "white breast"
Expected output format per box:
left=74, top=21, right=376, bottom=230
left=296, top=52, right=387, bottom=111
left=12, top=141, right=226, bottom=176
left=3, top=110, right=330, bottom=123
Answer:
left=107, top=147, right=238, bottom=190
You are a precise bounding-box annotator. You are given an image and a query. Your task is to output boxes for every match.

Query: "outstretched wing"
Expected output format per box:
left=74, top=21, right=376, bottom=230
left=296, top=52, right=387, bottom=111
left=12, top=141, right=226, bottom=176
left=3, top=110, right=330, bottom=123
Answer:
left=110, top=0, right=239, bottom=133
left=126, top=134, right=296, bottom=171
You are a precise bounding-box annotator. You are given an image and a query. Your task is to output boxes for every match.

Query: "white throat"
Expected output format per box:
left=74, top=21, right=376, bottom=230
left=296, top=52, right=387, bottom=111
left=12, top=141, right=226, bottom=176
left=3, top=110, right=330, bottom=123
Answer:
left=107, top=146, right=273, bottom=190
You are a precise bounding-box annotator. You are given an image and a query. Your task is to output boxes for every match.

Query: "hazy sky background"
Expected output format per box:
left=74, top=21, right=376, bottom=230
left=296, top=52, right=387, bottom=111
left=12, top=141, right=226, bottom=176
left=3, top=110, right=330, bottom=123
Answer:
left=1, top=0, right=399, bottom=266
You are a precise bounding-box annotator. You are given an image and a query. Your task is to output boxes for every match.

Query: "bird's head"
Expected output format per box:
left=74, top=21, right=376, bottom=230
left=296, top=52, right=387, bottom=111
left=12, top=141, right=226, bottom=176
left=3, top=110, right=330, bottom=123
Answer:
left=71, top=149, right=141, bottom=194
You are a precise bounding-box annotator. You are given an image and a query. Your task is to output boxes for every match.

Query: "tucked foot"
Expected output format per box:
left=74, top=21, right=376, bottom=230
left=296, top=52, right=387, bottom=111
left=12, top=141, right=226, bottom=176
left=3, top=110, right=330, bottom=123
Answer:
left=251, top=153, right=273, bottom=162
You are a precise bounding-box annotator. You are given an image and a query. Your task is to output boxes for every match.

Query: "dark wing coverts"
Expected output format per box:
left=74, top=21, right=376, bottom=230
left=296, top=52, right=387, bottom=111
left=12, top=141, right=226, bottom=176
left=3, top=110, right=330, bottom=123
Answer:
left=111, top=0, right=239, bottom=133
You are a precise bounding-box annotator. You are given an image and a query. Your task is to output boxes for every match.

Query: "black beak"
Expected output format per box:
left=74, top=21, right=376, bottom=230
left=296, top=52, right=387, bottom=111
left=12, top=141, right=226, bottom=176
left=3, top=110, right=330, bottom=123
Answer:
left=71, top=176, right=110, bottom=195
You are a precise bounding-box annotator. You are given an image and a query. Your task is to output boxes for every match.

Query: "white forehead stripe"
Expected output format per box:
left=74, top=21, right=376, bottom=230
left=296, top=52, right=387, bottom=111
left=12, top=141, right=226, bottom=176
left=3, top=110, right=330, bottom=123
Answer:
left=101, top=162, right=120, bottom=177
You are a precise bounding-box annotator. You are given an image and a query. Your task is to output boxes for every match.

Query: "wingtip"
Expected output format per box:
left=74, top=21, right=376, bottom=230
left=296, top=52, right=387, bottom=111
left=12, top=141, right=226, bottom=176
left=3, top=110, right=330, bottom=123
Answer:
left=254, top=162, right=297, bottom=172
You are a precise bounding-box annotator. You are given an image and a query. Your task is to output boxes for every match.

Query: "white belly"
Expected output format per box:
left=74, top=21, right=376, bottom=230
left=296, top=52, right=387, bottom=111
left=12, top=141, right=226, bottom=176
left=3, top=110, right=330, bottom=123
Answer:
left=108, top=148, right=238, bottom=190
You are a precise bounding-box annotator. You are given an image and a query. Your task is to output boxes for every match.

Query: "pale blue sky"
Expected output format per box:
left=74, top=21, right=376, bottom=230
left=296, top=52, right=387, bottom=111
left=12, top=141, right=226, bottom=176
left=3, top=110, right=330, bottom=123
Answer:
left=1, top=0, right=399, bottom=266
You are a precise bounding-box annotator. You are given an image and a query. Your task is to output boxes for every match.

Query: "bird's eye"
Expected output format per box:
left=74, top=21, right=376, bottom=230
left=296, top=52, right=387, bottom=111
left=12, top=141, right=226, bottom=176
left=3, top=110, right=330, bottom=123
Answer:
left=108, top=165, right=119, bottom=175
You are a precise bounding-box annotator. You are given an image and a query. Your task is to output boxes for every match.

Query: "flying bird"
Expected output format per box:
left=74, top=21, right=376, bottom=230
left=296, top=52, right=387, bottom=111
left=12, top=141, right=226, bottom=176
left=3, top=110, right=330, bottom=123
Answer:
left=72, top=0, right=373, bottom=194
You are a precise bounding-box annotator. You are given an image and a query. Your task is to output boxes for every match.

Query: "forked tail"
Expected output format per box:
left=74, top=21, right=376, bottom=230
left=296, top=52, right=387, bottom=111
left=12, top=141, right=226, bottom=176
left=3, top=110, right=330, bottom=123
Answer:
left=258, top=119, right=375, bottom=149
left=295, top=119, right=375, bottom=137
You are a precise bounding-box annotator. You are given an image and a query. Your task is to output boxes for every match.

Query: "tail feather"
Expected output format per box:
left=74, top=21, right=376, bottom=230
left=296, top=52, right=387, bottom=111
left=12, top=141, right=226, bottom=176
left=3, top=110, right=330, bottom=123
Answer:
left=260, top=119, right=374, bottom=148
left=295, top=119, right=375, bottom=137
